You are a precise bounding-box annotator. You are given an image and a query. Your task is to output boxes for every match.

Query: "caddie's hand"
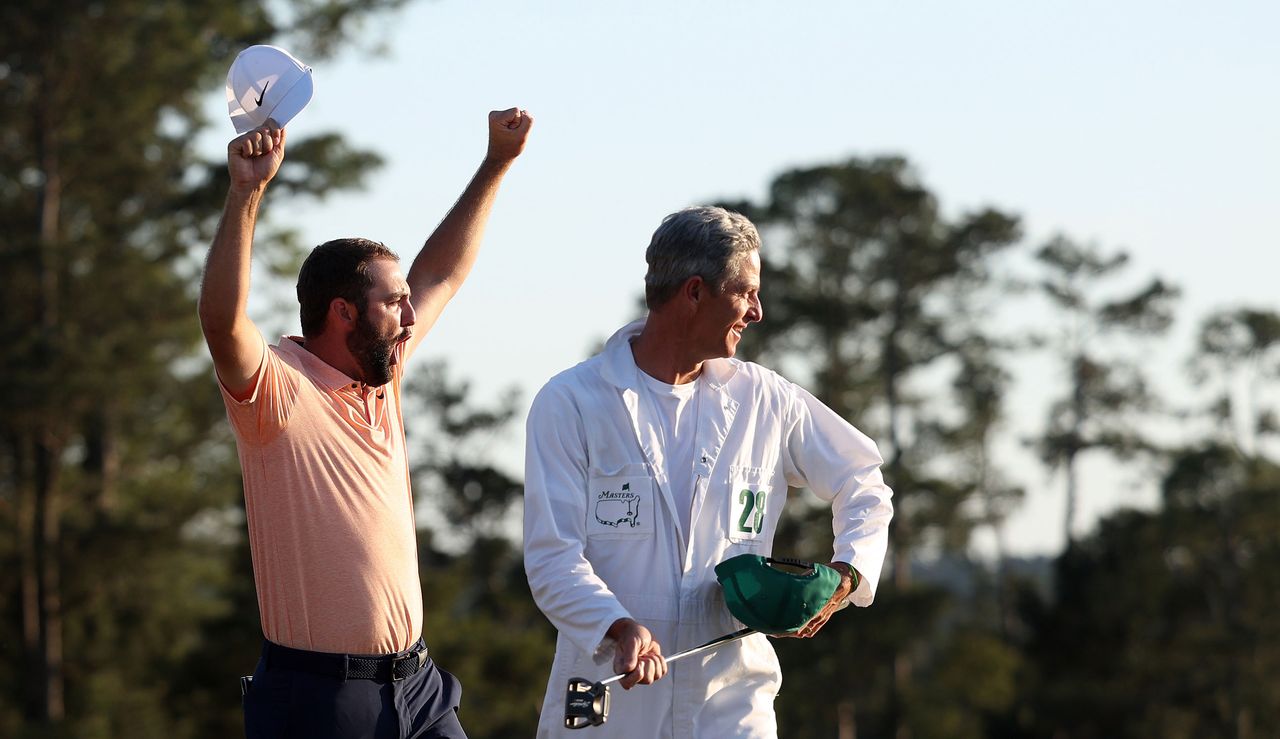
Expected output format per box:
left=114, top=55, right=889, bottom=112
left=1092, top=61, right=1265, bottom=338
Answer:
left=485, top=107, right=533, bottom=163
left=227, top=120, right=286, bottom=192
left=787, top=561, right=858, bottom=639
left=607, top=618, right=668, bottom=690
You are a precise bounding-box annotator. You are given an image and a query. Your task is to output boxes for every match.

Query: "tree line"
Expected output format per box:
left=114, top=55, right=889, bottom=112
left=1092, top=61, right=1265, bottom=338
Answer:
left=719, top=158, right=1278, bottom=739
left=2, top=2, right=1277, bottom=737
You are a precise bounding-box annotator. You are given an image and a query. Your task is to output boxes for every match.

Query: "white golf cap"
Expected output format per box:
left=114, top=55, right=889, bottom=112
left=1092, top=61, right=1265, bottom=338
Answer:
left=225, top=45, right=315, bottom=133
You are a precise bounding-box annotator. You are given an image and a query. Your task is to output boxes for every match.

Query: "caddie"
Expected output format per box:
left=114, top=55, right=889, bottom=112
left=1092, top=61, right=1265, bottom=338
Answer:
left=523, top=206, right=895, bottom=738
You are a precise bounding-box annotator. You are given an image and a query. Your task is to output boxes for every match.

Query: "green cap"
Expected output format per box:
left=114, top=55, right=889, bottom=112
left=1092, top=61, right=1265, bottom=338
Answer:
left=714, top=554, right=843, bottom=634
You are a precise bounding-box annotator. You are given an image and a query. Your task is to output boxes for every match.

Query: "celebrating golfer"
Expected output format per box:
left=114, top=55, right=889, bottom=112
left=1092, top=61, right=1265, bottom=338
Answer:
left=199, top=108, right=532, bottom=738
left=523, top=206, right=894, bottom=737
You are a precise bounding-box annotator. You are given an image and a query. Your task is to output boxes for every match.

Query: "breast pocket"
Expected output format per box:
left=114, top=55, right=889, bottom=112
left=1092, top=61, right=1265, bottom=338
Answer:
left=586, top=464, right=656, bottom=539
left=727, top=465, right=777, bottom=544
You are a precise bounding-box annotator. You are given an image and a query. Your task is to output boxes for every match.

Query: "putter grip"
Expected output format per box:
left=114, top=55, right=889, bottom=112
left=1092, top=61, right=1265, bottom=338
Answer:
left=565, top=628, right=756, bottom=730
left=599, top=626, right=756, bottom=686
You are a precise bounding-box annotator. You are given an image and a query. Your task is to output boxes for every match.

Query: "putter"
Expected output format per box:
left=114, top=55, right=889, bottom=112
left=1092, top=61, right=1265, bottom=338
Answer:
left=563, top=627, right=756, bottom=730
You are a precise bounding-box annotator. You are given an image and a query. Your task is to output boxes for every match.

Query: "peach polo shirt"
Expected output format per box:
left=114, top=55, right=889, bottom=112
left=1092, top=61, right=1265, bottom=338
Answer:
left=219, top=335, right=422, bottom=655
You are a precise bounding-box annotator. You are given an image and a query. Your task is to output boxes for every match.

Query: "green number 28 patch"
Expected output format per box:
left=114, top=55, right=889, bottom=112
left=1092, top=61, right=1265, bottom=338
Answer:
left=737, top=488, right=768, bottom=535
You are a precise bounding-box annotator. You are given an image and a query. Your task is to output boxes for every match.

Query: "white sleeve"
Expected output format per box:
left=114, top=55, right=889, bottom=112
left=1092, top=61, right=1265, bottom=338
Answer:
left=782, top=382, right=894, bottom=606
left=523, top=381, right=632, bottom=656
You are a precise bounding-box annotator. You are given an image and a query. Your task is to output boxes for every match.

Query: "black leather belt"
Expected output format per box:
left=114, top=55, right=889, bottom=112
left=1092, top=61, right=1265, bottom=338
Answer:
left=263, top=640, right=429, bottom=682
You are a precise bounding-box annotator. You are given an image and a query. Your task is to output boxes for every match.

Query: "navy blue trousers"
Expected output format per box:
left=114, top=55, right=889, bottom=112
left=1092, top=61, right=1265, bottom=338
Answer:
left=243, top=640, right=466, bottom=739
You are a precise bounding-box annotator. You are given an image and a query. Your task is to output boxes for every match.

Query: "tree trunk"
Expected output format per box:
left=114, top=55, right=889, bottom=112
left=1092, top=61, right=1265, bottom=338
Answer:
left=980, top=433, right=1014, bottom=638
left=837, top=699, right=857, bottom=739
left=85, top=409, right=120, bottom=512
left=13, top=427, right=68, bottom=722
left=885, top=285, right=912, bottom=739
left=16, top=435, right=43, bottom=720
left=35, top=431, right=66, bottom=720
left=1064, top=455, right=1078, bottom=547
left=1064, top=355, right=1086, bottom=546
left=32, top=90, right=66, bottom=723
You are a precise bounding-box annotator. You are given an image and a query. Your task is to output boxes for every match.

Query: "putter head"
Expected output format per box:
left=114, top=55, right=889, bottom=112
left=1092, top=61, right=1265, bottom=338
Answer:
left=564, top=676, right=609, bottom=729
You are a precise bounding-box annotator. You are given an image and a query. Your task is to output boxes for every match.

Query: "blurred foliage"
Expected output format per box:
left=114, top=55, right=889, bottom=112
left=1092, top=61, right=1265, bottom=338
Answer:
left=1028, top=236, right=1180, bottom=546
left=404, top=361, right=554, bottom=735
left=0, top=0, right=400, bottom=736
left=723, top=156, right=1024, bottom=737
left=1017, top=446, right=1280, bottom=738
left=1191, top=307, right=1280, bottom=456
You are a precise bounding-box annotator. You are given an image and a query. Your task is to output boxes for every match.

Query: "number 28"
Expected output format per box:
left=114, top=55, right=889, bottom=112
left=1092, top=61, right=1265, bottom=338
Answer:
left=737, top=488, right=767, bottom=534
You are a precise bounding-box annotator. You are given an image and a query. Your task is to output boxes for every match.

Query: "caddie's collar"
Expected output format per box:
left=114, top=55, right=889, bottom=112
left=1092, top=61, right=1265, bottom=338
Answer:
left=597, top=319, right=740, bottom=391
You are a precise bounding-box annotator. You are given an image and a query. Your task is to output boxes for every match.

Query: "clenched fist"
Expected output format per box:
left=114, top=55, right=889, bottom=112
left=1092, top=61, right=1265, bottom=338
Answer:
left=227, top=120, right=286, bottom=192
left=608, top=618, right=668, bottom=690
left=485, top=107, right=534, bottom=164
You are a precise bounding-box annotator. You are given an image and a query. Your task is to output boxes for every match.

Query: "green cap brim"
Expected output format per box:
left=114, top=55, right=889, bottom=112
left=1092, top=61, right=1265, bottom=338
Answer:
left=715, top=554, right=841, bottom=633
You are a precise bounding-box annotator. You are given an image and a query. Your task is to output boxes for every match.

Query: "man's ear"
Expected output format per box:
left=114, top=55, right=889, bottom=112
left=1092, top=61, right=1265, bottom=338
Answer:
left=680, top=276, right=706, bottom=308
left=329, top=297, right=358, bottom=331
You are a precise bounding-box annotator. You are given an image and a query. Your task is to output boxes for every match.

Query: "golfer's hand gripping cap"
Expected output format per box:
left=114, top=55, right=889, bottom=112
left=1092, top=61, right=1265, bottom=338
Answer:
left=714, top=554, right=842, bottom=633
left=226, top=44, right=315, bottom=133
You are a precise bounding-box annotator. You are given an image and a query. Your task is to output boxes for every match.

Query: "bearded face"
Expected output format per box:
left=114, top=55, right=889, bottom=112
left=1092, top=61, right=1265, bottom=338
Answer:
left=345, top=307, right=402, bottom=387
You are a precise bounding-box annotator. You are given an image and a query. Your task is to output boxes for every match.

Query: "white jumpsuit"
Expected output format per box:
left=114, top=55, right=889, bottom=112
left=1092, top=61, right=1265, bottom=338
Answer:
left=524, top=320, right=893, bottom=738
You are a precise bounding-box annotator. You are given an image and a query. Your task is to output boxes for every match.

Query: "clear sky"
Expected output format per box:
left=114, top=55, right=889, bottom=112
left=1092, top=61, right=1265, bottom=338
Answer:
left=209, top=1, right=1279, bottom=556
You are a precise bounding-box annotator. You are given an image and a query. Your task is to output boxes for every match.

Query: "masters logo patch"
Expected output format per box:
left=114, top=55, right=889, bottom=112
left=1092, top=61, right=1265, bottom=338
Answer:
left=595, top=482, right=641, bottom=528
left=586, top=469, right=653, bottom=539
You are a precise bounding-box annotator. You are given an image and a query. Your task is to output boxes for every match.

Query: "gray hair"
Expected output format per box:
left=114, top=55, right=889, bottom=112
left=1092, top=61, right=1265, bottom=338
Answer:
left=644, top=206, right=760, bottom=309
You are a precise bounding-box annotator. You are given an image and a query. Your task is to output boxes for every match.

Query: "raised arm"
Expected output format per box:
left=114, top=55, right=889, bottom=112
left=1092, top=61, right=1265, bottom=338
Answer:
left=403, top=107, right=533, bottom=357
left=198, top=122, right=286, bottom=400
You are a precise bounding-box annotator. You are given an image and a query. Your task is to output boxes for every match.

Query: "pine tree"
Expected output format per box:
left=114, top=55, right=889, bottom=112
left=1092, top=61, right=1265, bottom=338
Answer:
left=1029, top=236, right=1179, bottom=546
left=0, top=2, right=404, bottom=734
left=720, top=156, right=1021, bottom=738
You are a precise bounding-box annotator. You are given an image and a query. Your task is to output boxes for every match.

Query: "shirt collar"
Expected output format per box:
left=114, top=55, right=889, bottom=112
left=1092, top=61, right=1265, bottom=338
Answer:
left=598, top=319, right=740, bottom=391
left=276, top=335, right=363, bottom=392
